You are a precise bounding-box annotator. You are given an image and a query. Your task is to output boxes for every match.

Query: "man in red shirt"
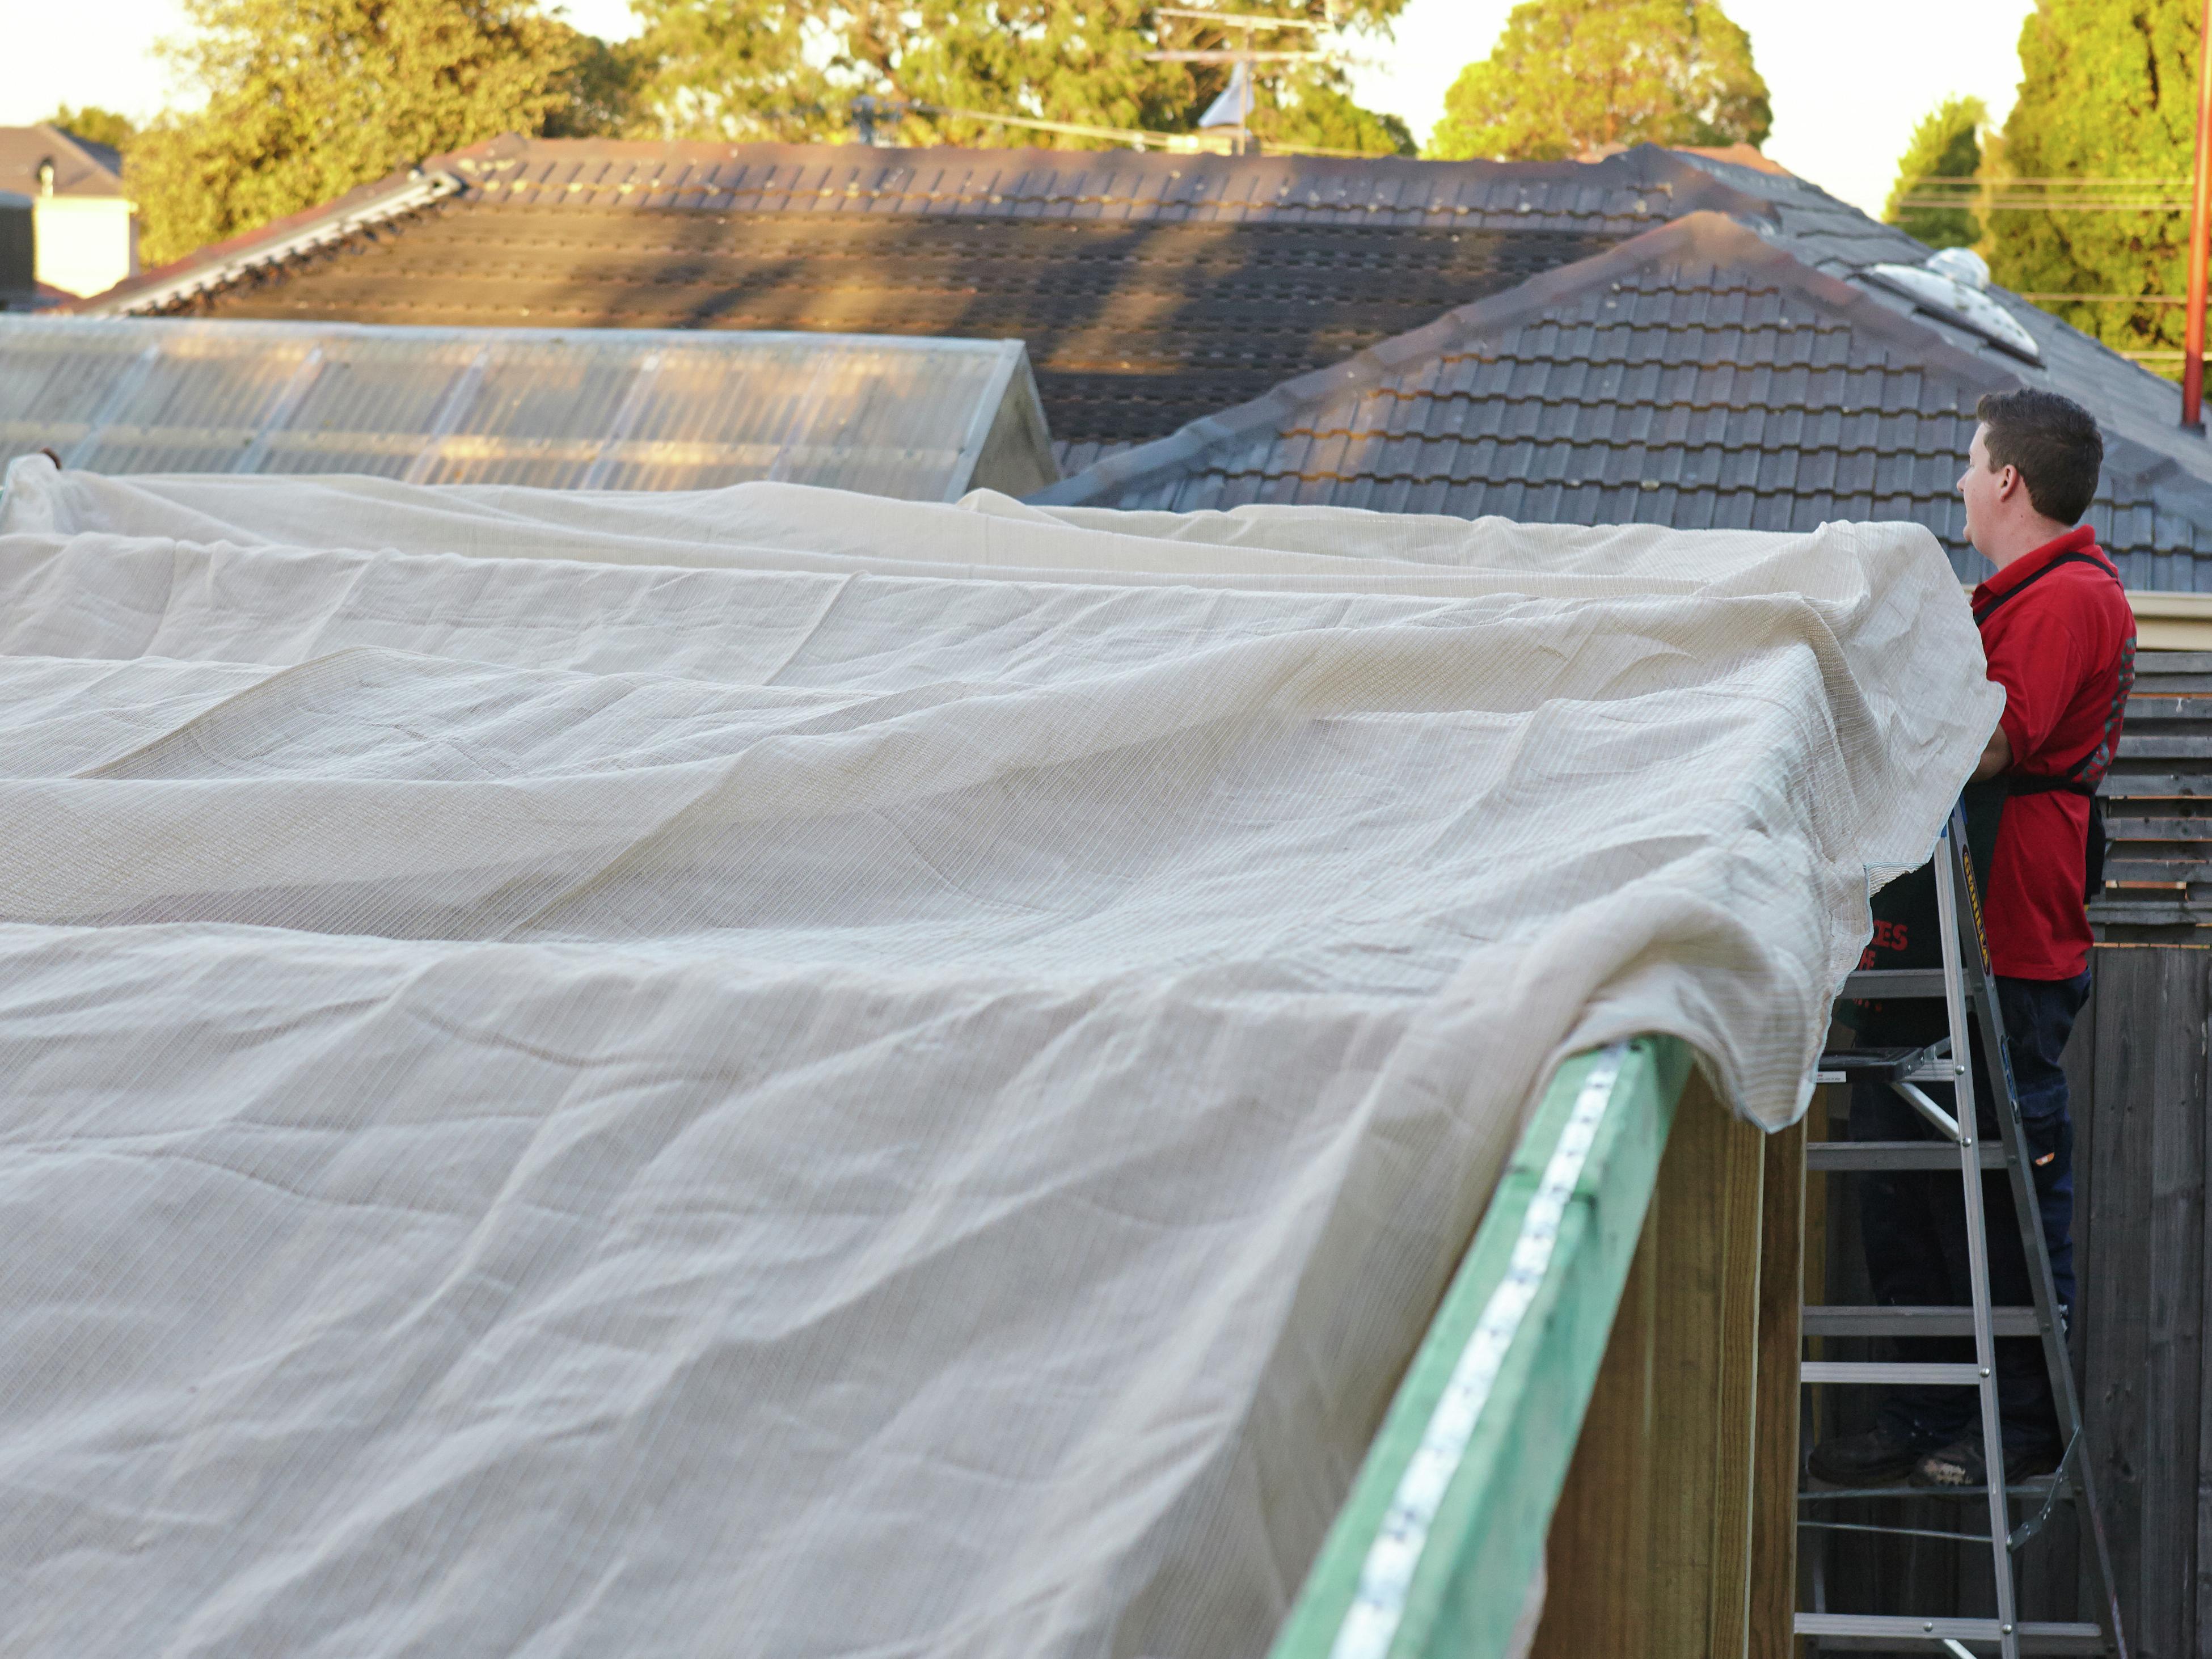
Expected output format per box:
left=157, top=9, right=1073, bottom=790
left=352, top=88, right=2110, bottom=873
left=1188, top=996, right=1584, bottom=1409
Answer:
left=1812, top=389, right=2135, bottom=1489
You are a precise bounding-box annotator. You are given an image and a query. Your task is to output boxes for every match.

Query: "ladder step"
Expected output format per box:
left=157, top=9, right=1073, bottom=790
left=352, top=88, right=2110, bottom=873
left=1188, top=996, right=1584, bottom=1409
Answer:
left=1840, top=968, right=1955, bottom=999
left=1797, top=1474, right=2062, bottom=1504
left=1808, top=1141, right=2007, bottom=1171
left=1814, top=1066, right=1961, bottom=1087
left=1816, top=1044, right=1941, bottom=1083
left=1795, top=1612, right=2104, bottom=1652
left=1803, top=1304, right=2044, bottom=1338
left=1802, top=1360, right=1984, bottom=1385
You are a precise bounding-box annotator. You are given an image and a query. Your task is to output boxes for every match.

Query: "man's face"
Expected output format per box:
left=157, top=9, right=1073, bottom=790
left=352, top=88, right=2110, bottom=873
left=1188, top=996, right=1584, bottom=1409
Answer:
left=1957, top=424, right=2006, bottom=556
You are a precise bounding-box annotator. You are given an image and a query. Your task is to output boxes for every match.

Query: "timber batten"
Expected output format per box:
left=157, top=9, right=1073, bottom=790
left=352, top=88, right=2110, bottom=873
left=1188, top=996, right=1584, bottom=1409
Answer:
left=1272, top=1039, right=1804, bottom=1659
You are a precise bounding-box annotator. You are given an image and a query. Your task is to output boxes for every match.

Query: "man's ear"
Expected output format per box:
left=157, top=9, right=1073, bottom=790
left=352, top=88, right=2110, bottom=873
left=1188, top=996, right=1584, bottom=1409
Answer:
left=1994, top=464, right=2024, bottom=503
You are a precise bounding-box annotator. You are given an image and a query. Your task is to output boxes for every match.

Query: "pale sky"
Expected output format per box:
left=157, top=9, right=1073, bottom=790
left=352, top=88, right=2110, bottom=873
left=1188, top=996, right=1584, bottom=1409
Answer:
left=1, top=0, right=2039, bottom=218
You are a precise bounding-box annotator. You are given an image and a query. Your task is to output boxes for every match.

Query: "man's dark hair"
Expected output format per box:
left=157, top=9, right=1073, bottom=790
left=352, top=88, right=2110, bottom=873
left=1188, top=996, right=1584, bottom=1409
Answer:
left=1975, top=388, right=2104, bottom=525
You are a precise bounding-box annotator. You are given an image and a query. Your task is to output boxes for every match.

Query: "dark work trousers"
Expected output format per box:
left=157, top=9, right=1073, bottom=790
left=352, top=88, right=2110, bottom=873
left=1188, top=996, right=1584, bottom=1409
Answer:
left=1850, top=969, right=2088, bottom=1453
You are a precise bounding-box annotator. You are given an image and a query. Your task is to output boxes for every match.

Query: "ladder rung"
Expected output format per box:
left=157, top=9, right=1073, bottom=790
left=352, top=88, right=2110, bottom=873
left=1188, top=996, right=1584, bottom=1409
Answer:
left=1807, top=1141, right=2007, bottom=1171
left=1802, top=1305, right=2044, bottom=1338
left=1817, top=1045, right=1940, bottom=1083
left=1802, top=1360, right=1983, bottom=1384
left=1797, top=1474, right=2062, bottom=1503
left=1795, top=1612, right=2105, bottom=1652
left=1840, top=968, right=1954, bottom=999
left=1817, top=1071, right=1966, bottom=1099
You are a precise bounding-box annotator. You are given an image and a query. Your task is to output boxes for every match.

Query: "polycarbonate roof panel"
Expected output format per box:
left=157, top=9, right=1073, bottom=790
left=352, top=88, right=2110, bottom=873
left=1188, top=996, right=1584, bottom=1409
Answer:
left=0, top=315, right=1047, bottom=501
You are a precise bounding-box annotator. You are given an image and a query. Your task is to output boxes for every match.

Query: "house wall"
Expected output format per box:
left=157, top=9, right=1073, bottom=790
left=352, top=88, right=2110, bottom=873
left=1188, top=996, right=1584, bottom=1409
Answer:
left=33, top=196, right=134, bottom=298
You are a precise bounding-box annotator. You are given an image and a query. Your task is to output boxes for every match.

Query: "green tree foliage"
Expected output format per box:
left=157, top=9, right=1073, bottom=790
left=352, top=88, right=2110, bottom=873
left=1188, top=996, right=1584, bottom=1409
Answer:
left=624, top=0, right=825, bottom=141
left=129, top=0, right=596, bottom=265
left=1884, top=94, right=1987, bottom=250
left=1253, top=85, right=1416, bottom=155
left=1992, top=0, right=2198, bottom=370
left=627, top=1, right=1413, bottom=152
left=125, top=0, right=1416, bottom=268
left=541, top=27, right=652, bottom=139
left=1428, top=0, right=1770, bottom=162
left=47, top=107, right=140, bottom=154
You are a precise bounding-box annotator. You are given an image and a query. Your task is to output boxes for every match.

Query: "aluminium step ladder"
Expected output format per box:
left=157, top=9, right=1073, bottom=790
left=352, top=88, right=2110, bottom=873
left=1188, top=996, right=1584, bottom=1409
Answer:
left=1795, top=806, right=2126, bottom=1659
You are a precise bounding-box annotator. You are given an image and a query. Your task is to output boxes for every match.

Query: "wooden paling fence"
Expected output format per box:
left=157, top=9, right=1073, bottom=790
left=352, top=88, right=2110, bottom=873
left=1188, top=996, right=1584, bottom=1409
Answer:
left=1806, top=656, right=2212, bottom=1654
left=2099, top=650, right=2212, bottom=943
left=2074, top=652, right=2211, bottom=1657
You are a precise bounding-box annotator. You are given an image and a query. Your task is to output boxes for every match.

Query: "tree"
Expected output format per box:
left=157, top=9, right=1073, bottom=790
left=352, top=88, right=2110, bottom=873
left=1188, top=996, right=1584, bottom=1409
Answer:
left=48, top=106, right=139, bottom=154
left=540, top=27, right=652, bottom=139
left=1426, top=0, right=1770, bottom=163
left=1253, top=85, right=1417, bottom=156
left=623, top=0, right=826, bottom=142
left=1991, top=0, right=2198, bottom=371
left=128, top=0, right=598, bottom=266
left=626, top=1, right=1413, bottom=151
left=1884, top=94, right=1987, bottom=251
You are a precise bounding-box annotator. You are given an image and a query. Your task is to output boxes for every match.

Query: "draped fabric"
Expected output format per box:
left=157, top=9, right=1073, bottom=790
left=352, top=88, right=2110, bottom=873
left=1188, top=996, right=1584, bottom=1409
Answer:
left=0, top=458, right=1995, bottom=1658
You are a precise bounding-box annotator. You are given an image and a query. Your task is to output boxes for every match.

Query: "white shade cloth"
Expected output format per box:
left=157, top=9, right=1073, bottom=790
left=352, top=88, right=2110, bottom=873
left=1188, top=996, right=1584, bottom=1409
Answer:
left=0, top=458, right=1997, bottom=1658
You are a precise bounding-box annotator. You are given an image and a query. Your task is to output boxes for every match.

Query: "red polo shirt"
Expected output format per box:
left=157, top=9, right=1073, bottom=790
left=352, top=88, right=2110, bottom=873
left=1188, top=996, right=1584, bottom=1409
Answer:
left=1973, top=525, right=2135, bottom=980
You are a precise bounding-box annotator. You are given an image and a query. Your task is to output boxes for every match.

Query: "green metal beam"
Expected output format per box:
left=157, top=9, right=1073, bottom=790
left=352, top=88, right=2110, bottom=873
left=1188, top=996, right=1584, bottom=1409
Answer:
left=1269, top=1035, right=1693, bottom=1659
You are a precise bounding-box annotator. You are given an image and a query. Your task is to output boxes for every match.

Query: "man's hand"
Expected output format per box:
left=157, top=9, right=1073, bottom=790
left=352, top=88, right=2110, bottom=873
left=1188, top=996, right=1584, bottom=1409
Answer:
left=1972, top=723, right=2012, bottom=782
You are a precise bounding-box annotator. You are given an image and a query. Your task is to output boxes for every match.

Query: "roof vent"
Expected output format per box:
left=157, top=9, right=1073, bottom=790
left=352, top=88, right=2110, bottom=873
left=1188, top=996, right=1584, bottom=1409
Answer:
left=1926, top=246, right=1988, bottom=289
left=1863, top=248, right=2040, bottom=364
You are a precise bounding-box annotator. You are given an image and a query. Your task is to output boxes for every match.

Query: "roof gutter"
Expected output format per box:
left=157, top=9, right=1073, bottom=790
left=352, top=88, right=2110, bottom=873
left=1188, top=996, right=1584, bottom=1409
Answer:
left=2130, top=588, right=2212, bottom=650
left=77, top=167, right=465, bottom=318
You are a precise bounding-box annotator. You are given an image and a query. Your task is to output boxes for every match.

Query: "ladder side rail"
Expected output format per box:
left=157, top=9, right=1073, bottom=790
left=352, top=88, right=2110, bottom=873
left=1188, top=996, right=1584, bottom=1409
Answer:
left=1949, top=825, right=2084, bottom=1436
left=1933, top=811, right=2024, bottom=1659
left=1948, top=823, right=2130, bottom=1659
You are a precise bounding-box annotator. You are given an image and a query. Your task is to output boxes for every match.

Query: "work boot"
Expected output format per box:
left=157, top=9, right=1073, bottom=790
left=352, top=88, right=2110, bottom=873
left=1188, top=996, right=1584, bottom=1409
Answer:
left=1909, top=1438, right=2060, bottom=1489
left=1806, top=1426, right=1918, bottom=1486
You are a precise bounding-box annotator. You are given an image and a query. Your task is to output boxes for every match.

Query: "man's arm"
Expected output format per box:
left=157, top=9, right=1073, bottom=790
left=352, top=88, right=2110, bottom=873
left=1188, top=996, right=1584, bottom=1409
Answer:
left=1972, top=723, right=2012, bottom=782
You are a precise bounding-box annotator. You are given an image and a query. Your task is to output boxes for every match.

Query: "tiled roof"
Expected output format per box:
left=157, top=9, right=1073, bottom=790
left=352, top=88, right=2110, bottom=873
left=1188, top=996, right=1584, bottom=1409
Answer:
left=1670, top=148, right=2207, bottom=481
left=0, top=126, right=126, bottom=200
left=1032, top=209, right=2212, bottom=592
left=76, top=138, right=1772, bottom=444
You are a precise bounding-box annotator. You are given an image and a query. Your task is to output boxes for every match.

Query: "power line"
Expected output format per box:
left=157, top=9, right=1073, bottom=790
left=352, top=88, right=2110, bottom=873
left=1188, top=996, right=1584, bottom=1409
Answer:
left=1895, top=176, right=2198, bottom=213
left=1154, top=6, right=1323, bottom=28
left=1894, top=198, right=2196, bottom=213
left=2019, top=293, right=2189, bottom=305
left=846, top=96, right=1388, bottom=159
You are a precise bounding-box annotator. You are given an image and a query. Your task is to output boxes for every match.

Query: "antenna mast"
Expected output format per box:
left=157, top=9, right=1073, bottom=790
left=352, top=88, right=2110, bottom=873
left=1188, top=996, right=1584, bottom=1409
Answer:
left=1149, top=6, right=1327, bottom=156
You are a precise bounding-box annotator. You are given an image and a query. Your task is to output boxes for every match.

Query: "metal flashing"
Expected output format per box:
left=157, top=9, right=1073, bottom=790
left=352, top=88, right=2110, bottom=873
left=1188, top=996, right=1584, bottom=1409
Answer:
left=79, top=170, right=466, bottom=318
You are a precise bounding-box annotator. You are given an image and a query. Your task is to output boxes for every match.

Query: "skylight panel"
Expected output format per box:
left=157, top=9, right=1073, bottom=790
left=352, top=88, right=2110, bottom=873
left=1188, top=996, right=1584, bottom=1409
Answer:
left=1860, top=247, right=2041, bottom=365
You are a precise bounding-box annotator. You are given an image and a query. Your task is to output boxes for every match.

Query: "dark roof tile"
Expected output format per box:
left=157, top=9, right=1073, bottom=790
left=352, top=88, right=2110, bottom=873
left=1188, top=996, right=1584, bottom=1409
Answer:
left=90, top=137, right=1749, bottom=442
left=1039, top=206, right=2212, bottom=588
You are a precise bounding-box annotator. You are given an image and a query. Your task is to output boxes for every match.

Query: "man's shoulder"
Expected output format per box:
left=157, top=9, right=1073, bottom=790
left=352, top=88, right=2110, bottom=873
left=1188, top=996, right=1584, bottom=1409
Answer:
left=2059, top=547, right=2135, bottom=633
left=1992, top=546, right=2130, bottom=628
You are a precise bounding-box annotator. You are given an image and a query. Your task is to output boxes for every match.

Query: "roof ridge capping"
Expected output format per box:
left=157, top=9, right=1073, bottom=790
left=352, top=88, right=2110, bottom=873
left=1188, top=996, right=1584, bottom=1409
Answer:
left=72, top=161, right=466, bottom=315
left=413, top=130, right=1783, bottom=212
left=1031, top=209, right=1958, bottom=508
left=62, top=132, right=1785, bottom=316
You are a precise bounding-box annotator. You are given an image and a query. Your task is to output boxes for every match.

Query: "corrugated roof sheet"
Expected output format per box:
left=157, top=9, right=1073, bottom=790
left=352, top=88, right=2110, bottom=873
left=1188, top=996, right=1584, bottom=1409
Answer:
left=1032, top=212, right=2212, bottom=592
left=78, top=140, right=1771, bottom=444
left=0, top=316, right=1057, bottom=501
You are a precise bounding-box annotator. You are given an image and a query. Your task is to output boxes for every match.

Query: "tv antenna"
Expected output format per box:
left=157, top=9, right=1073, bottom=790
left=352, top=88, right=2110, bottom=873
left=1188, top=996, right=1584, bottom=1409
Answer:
left=1146, top=6, right=1328, bottom=155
